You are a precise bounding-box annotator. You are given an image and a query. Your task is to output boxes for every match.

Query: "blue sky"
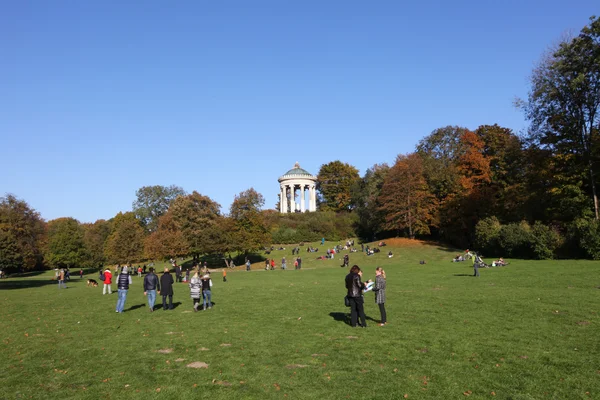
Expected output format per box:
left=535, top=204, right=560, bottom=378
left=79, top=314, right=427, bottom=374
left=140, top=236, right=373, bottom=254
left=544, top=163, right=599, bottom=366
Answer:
left=1, top=1, right=597, bottom=222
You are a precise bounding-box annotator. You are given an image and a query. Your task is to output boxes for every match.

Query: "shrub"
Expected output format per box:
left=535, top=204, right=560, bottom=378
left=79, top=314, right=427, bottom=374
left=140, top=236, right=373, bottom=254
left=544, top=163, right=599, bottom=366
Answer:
left=475, top=217, right=501, bottom=255
left=497, top=221, right=532, bottom=258
left=530, top=222, right=562, bottom=259
left=568, top=218, right=600, bottom=260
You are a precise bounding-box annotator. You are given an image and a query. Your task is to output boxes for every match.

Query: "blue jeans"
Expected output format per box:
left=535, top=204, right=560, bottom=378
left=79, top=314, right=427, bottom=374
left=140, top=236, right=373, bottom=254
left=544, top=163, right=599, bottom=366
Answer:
left=203, top=290, right=212, bottom=309
left=146, top=290, right=156, bottom=310
left=116, top=289, right=128, bottom=312
left=57, top=280, right=66, bottom=289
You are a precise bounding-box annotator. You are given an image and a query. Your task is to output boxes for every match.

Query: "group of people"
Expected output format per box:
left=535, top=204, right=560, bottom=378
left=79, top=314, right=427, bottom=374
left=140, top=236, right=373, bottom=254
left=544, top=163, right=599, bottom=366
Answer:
left=98, top=263, right=215, bottom=313
left=261, top=256, right=303, bottom=270
left=345, top=265, right=387, bottom=328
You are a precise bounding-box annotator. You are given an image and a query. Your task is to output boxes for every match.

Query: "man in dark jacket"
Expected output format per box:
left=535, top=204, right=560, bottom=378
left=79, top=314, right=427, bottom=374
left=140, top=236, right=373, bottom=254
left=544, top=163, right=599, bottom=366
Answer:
left=345, top=265, right=367, bottom=328
left=115, top=266, right=133, bottom=313
left=143, top=267, right=161, bottom=312
left=175, top=264, right=182, bottom=283
left=160, top=267, right=174, bottom=310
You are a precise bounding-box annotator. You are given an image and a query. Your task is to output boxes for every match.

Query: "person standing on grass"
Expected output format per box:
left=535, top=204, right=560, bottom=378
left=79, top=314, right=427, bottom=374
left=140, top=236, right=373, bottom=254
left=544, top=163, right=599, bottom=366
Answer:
left=222, top=268, right=227, bottom=282
left=79, top=269, right=83, bottom=279
left=143, top=267, right=160, bottom=312
left=175, top=264, right=182, bottom=283
left=160, top=267, right=174, bottom=310
left=137, top=266, right=142, bottom=278
left=246, top=259, right=251, bottom=271
left=345, top=265, right=367, bottom=328
left=57, top=269, right=66, bottom=289
left=102, top=267, right=113, bottom=295
left=185, top=268, right=190, bottom=282
left=297, top=256, right=302, bottom=270
left=189, top=269, right=202, bottom=312
left=473, top=254, right=479, bottom=277
left=270, top=259, right=276, bottom=270
left=201, top=273, right=212, bottom=310
left=373, top=267, right=387, bottom=326
left=115, top=266, right=132, bottom=313
left=281, top=257, right=287, bottom=270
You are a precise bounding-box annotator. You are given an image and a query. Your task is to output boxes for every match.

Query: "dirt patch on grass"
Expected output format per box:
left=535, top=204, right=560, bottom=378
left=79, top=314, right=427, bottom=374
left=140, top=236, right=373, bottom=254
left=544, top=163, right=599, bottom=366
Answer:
left=384, top=238, right=430, bottom=247
left=286, top=364, right=308, bottom=369
left=220, top=343, right=232, bottom=347
left=187, top=361, right=208, bottom=369
left=157, top=349, right=173, bottom=354
left=577, top=321, right=590, bottom=326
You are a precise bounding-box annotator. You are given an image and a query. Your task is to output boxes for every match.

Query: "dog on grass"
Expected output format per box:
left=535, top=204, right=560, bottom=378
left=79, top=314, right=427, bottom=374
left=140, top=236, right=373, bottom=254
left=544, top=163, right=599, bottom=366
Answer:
left=87, top=279, right=98, bottom=287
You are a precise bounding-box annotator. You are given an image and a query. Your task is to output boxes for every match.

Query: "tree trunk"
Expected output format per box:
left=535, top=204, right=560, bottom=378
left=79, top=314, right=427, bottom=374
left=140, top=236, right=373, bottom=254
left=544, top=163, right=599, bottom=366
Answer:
left=589, top=161, right=599, bottom=220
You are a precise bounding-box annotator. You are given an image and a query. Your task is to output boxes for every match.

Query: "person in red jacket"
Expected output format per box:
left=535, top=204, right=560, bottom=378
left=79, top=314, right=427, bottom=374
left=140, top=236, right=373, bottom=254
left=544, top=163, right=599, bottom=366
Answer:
left=103, top=267, right=113, bottom=295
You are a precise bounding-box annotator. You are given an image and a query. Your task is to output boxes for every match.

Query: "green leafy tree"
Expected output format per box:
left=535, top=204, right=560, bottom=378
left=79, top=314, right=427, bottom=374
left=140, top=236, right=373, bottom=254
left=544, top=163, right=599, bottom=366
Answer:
left=104, top=212, right=146, bottom=264
left=229, top=188, right=270, bottom=254
left=351, top=163, right=390, bottom=240
left=83, top=219, right=111, bottom=267
left=0, top=194, right=45, bottom=271
left=169, top=191, right=222, bottom=257
left=133, top=185, right=186, bottom=232
left=45, top=218, right=88, bottom=268
left=144, top=212, right=189, bottom=260
left=521, top=16, right=600, bottom=218
left=378, top=154, right=437, bottom=238
left=316, top=161, right=360, bottom=212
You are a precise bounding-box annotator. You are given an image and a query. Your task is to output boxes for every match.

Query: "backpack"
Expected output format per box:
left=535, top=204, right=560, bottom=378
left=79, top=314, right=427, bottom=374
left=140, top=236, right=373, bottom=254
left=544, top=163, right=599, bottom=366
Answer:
left=99, top=271, right=105, bottom=281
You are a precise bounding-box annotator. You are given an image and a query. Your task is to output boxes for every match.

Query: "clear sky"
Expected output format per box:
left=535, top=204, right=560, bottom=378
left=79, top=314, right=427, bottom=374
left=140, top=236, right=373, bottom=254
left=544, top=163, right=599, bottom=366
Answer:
left=1, top=1, right=597, bottom=222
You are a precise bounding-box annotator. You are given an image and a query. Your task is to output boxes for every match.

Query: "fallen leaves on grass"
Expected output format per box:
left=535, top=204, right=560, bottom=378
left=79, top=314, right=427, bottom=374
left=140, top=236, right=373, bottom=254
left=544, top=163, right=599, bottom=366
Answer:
left=346, top=336, right=358, bottom=339
left=157, top=349, right=173, bottom=354
left=187, top=362, right=209, bottom=369
left=463, top=390, right=472, bottom=396
left=175, top=358, right=185, bottom=362
left=519, top=355, right=528, bottom=359
left=220, top=343, right=232, bottom=347
left=491, top=392, right=496, bottom=396
left=577, top=321, right=590, bottom=326
left=212, top=379, right=231, bottom=386
left=311, top=354, right=328, bottom=357
left=274, top=383, right=281, bottom=391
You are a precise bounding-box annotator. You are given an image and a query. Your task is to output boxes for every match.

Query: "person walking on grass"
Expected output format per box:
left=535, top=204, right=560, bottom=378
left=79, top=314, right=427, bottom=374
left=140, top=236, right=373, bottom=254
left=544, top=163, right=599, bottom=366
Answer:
left=373, top=267, right=387, bottom=326
left=201, top=273, right=212, bottom=310
left=115, top=266, right=132, bottom=313
left=222, top=268, right=227, bottom=282
left=281, top=257, right=287, bottom=270
left=473, top=254, right=479, bottom=277
left=345, top=265, right=367, bottom=328
left=103, top=267, right=113, bottom=295
left=143, top=267, right=160, bottom=312
left=57, top=269, right=66, bottom=289
left=189, top=269, right=202, bottom=312
left=160, top=267, right=174, bottom=310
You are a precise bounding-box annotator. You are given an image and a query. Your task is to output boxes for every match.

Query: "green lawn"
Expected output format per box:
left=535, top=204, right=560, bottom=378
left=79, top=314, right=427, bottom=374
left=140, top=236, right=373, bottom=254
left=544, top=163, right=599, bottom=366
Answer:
left=1, top=241, right=599, bottom=399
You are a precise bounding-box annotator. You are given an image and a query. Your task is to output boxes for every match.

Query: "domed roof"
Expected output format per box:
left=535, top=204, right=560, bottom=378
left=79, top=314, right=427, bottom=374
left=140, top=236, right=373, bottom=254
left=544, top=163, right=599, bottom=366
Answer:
left=279, top=162, right=317, bottom=181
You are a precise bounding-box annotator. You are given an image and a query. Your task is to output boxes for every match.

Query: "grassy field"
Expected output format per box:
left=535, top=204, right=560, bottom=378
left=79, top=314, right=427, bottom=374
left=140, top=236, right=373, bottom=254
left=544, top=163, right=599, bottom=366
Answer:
left=1, top=239, right=599, bottom=399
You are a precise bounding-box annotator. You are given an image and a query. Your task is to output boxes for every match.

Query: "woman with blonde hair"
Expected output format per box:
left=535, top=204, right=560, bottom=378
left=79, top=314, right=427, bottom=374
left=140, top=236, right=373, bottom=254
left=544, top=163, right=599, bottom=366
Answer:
left=373, top=267, right=387, bottom=326
left=189, top=268, right=202, bottom=312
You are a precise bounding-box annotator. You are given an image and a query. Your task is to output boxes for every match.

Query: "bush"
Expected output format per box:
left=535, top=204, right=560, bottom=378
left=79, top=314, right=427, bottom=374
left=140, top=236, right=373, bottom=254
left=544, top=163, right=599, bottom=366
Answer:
left=497, top=221, right=532, bottom=258
left=530, top=222, right=562, bottom=259
left=568, top=218, right=600, bottom=259
left=475, top=217, right=501, bottom=255
left=265, top=211, right=356, bottom=244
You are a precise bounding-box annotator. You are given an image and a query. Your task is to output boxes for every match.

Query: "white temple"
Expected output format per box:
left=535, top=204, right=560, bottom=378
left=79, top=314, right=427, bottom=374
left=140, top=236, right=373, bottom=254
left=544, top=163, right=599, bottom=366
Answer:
left=278, top=162, right=317, bottom=213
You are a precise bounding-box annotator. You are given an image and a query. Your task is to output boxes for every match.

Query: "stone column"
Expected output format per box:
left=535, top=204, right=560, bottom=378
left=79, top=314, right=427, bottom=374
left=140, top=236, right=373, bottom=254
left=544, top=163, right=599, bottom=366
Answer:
left=300, top=184, right=306, bottom=212
left=310, top=185, right=316, bottom=211
left=282, top=185, right=288, bottom=213
left=289, top=184, right=296, bottom=213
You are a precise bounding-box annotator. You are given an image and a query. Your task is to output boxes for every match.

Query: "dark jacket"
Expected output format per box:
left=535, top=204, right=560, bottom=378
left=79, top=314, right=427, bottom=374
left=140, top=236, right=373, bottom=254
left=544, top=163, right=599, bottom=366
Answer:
left=201, top=277, right=212, bottom=291
left=160, top=272, right=174, bottom=296
left=345, top=272, right=364, bottom=298
left=117, top=273, right=131, bottom=290
left=143, top=273, right=160, bottom=291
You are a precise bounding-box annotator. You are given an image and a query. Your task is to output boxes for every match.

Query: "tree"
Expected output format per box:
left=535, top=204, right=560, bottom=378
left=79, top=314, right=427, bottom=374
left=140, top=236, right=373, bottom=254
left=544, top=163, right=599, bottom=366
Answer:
left=83, top=219, right=111, bottom=267
left=144, top=212, right=189, bottom=260
left=316, top=161, right=360, bottom=212
left=104, top=212, right=146, bottom=264
left=169, top=191, right=222, bottom=257
left=45, top=218, right=88, bottom=269
left=229, top=188, right=270, bottom=254
left=521, top=16, right=600, bottom=218
left=351, top=163, right=390, bottom=240
left=0, top=194, right=45, bottom=271
left=133, top=185, right=186, bottom=232
left=378, top=154, right=437, bottom=238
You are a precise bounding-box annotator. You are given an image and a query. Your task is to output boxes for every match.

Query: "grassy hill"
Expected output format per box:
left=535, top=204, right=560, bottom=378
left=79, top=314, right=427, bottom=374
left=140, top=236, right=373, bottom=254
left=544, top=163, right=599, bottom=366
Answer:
left=1, top=240, right=599, bottom=399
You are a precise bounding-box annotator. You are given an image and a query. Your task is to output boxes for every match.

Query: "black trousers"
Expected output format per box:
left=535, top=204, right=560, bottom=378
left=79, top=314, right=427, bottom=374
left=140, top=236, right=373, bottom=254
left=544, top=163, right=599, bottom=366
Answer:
left=378, top=303, right=387, bottom=324
left=348, top=296, right=366, bottom=327
left=162, top=295, right=173, bottom=309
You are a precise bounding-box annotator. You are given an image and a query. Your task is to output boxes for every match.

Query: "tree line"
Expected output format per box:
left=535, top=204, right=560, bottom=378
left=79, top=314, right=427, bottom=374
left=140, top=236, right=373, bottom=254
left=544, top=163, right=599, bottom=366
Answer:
left=1, top=16, right=599, bottom=270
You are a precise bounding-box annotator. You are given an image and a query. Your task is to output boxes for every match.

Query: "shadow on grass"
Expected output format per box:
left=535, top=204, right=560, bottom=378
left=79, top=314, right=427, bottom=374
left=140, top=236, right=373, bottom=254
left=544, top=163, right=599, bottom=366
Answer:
left=329, top=312, right=379, bottom=326
left=125, top=303, right=147, bottom=312
left=453, top=274, right=475, bottom=277
left=0, top=279, right=63, bottom=290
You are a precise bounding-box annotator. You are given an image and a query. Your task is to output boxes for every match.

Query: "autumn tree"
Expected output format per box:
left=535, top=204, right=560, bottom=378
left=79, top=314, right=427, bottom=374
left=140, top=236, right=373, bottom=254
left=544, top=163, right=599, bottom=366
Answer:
left=229, top=188, right=270, bottom=254
left=316, top=161, right=360, bottom=212
left=83, top=219, right=111, bottom=267
left=133, top=185, right=186, bottom=232
left=521, top=16, right=600, bottom=218
left=104, top=212, right=146, bottom=264
left=351, top=163, right=390, bottom=240
left=0, top=194, right=45, bottom=271
left=144, top=212, right=189, bottom=260
left=169, top=191, right=222, bottom=257
left=378, top=154, right=437, bottom=238
left=45, top=218, right=88, bottom=268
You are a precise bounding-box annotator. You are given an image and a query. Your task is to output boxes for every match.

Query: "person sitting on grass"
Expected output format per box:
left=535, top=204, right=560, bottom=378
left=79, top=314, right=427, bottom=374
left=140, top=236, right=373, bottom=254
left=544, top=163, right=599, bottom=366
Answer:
left=453, top=254, right=464, bottom=262
left=492, top=258, right=507, bottom=267
left=388, top=251, right=393, bottom=258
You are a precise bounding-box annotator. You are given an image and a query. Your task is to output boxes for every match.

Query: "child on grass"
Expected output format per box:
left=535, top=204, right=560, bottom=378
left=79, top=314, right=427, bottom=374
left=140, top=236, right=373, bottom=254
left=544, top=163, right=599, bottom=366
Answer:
left=373, top=267, right=387, bottom=326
